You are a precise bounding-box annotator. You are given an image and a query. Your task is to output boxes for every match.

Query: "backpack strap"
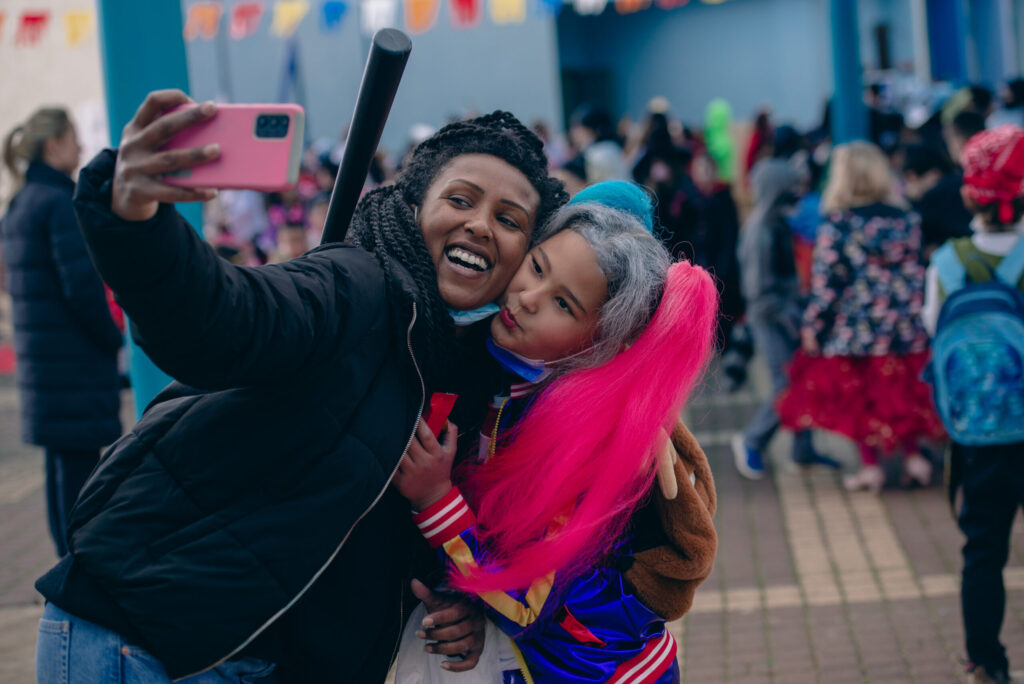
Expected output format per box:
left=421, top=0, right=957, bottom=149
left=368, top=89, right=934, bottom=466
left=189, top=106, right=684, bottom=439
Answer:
left=994, top=235, right=1024, bottom=287
left=932, top=242, right=967, bottom=296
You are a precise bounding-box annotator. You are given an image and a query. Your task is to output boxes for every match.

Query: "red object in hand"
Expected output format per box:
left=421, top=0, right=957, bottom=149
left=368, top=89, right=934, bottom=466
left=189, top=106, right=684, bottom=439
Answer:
left=422, top=393, right=458, bottom=437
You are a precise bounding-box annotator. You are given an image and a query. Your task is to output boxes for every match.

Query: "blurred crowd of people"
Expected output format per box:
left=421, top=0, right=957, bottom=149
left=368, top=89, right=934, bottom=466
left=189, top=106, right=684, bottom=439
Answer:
left=186, top=78, right=1023, bottom=506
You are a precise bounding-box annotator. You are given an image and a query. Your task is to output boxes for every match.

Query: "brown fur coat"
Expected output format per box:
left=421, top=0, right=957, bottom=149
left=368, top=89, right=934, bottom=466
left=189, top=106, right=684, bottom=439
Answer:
left=623, top=418, right=718, bottom=620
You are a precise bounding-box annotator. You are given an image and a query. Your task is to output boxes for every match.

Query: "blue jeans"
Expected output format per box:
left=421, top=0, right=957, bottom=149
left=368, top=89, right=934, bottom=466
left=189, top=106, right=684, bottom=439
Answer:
left=36, top=603, right=279, bottom=683
left=743, top=311, right=814, bottom=458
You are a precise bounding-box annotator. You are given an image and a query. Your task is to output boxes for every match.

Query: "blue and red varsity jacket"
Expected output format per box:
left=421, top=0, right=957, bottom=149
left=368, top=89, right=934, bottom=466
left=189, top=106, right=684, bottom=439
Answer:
left=411, top=384, right=681, bottom=683
left=412, top=486, right=679, bottom=684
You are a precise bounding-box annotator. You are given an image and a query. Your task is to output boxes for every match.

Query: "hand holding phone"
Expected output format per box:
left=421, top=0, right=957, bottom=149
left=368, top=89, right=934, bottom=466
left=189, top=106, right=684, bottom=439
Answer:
left=111, top=90, right=221, bottom=222
left=161, top=103, right=305, bottom=192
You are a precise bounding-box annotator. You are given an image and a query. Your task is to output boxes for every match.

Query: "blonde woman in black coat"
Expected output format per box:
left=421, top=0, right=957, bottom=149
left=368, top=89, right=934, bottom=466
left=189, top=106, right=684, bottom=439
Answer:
left=1, top=108, right=122, bottom=557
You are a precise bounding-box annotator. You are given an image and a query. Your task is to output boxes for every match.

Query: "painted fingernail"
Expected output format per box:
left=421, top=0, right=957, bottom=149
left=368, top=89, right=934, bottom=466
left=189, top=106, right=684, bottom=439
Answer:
left=416, top=630, right=427, bottom=639
left=425, top=645, right=434, bottom=653
left=422, top=617, right=434, bottom=627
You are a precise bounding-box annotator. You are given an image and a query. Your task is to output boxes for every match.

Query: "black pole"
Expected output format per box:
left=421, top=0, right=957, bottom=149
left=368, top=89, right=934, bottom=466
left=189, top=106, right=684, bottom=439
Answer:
left=320, top=29, right=412, bottom=244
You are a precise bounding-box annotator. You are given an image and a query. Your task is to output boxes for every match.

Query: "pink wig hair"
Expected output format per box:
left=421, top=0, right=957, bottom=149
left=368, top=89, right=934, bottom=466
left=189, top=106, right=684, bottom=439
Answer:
left=455, top=260, right=718, bottom=594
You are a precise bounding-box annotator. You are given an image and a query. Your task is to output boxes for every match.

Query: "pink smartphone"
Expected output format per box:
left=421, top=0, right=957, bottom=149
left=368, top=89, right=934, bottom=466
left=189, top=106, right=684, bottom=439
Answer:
left=161, top=103, right=305, bottom=192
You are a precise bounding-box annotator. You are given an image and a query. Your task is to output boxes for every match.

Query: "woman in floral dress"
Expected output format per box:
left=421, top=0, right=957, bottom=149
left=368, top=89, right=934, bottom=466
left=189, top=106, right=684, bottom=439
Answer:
left=778, top=142, right=945, bottom=492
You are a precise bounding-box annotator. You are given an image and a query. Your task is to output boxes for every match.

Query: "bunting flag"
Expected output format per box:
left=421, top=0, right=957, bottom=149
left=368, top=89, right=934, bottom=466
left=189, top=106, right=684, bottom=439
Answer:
left=15, top=11, right=50, bottom=46
left=320, top=0, right=348, bottom=30
left=183, top=2, right=223, bottom=41
left=404, top=0, right=439, bottom=34
left=230, top=2, right=265, bottom=39
left=271, top=0, right=310, bottom=36
left=534, top=0, right=563, bottom=16
left=449, top=0, right=481, bottom=28
left=655, top=0, right=689, bottom=7
left=572, top=0, right=607, bottom=14
left=615, top=0, right=650, bottom=13
left=63, top=10, right=93, bottom=47
left=490, top=0, right=526, bottom=23
left=360, top=0, right=396, bottom=36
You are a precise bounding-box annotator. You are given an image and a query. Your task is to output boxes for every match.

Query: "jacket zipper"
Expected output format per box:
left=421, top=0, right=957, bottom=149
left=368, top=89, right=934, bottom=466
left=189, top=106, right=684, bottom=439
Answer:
left=509, top=639, right=536, bottom=684
left=176, top=304, right=425, bottom=680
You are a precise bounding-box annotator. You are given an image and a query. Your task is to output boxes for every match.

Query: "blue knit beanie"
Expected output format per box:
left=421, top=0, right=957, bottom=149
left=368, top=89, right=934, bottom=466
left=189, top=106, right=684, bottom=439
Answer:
left=569, top=181, right=655, bottom=233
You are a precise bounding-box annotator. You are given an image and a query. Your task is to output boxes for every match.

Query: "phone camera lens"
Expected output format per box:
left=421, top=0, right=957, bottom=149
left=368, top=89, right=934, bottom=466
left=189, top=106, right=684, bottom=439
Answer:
left=255, top=114, right=289, bottom=139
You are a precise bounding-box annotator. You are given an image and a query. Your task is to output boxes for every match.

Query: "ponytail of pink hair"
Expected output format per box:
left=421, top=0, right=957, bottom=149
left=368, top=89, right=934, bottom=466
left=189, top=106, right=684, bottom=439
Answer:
left=454, top=261, right=719, bottom=594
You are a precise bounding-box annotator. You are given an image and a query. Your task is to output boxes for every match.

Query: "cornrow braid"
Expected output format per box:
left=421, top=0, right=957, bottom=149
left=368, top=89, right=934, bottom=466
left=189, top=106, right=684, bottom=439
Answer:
left=347, top=185, right=456, bottom=391
left=346, top=110, right=568, bottom=392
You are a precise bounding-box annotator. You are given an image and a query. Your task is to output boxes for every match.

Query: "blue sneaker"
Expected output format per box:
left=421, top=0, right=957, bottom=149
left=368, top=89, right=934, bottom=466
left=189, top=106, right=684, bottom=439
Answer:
left=731, top=434, right=765, bottom=480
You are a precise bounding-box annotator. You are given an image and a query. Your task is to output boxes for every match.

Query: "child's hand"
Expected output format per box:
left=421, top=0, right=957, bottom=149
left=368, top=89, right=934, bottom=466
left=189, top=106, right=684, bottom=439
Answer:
left=394, top=418, right=459, bottom=511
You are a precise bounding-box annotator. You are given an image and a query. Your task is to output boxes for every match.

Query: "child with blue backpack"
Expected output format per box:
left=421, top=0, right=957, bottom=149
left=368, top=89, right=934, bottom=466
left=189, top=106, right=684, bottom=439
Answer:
left=922, top=125, right=1024, bottom=684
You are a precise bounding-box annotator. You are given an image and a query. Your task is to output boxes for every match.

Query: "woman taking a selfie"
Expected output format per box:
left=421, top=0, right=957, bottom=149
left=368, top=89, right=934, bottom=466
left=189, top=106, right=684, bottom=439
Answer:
left=34, top=90, right=566, bottom=683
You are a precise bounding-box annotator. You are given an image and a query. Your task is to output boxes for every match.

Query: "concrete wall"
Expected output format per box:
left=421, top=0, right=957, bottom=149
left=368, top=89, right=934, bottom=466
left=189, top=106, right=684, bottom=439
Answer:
left=182, top=0, right=564, bottom=158
left=0, top=0, right=107, bottom=204
left=556, top=0, right=919, bottom=130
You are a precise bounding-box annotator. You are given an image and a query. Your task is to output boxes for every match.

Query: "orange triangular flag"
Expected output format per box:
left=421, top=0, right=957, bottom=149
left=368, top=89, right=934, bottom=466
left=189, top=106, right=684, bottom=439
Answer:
left=404, top=0, right=439, bottom=33
left=184, top=2, right=223, bottom=41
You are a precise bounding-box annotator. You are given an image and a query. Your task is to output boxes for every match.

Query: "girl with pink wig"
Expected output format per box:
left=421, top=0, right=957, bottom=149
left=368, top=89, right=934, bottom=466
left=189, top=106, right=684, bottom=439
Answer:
left=394, top=182, right=719, bottom=683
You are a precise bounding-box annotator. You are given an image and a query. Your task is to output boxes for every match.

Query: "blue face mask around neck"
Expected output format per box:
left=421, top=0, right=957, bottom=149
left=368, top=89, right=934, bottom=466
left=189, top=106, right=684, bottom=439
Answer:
left=448, top=303, right=501, bottom=327
left=485, top=336, right=553, bottom=383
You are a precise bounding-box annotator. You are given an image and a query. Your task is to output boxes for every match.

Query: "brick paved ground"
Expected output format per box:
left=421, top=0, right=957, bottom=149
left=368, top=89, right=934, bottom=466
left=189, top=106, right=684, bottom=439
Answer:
left=1, top=361, right=1023, bottom=683
left=671, top=359, right=1024, bottom=683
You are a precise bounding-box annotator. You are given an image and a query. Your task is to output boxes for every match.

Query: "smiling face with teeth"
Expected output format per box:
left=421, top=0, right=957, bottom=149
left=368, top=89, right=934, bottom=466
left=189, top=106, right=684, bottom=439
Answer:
left=416, top=154, right=540, bottom=311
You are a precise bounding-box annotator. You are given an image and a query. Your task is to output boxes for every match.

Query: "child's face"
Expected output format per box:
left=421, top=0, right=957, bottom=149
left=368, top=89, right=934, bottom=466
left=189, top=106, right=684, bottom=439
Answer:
left=491, top=230, right=607, bottom=362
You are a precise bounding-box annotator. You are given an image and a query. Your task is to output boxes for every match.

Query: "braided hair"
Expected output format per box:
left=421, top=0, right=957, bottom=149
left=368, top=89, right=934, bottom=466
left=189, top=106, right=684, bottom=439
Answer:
left=347, top=111, right=567, bottom=391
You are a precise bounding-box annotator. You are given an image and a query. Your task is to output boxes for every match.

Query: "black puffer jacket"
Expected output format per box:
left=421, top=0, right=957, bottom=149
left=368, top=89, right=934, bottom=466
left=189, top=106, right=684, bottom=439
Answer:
left=0, top=161, right=122, bottom=448
left=36, top=150, right=439, bottom=682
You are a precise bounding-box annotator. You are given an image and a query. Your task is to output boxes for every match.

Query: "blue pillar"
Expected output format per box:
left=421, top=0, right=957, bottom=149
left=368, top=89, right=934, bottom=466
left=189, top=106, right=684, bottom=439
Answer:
left=968, top=0, right=1015, bottom=88
left=927, top=0, right=969, bottom=84
left=96, top=0, right=204, bottom=417
left=829, top=0, right=867, bottom=143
